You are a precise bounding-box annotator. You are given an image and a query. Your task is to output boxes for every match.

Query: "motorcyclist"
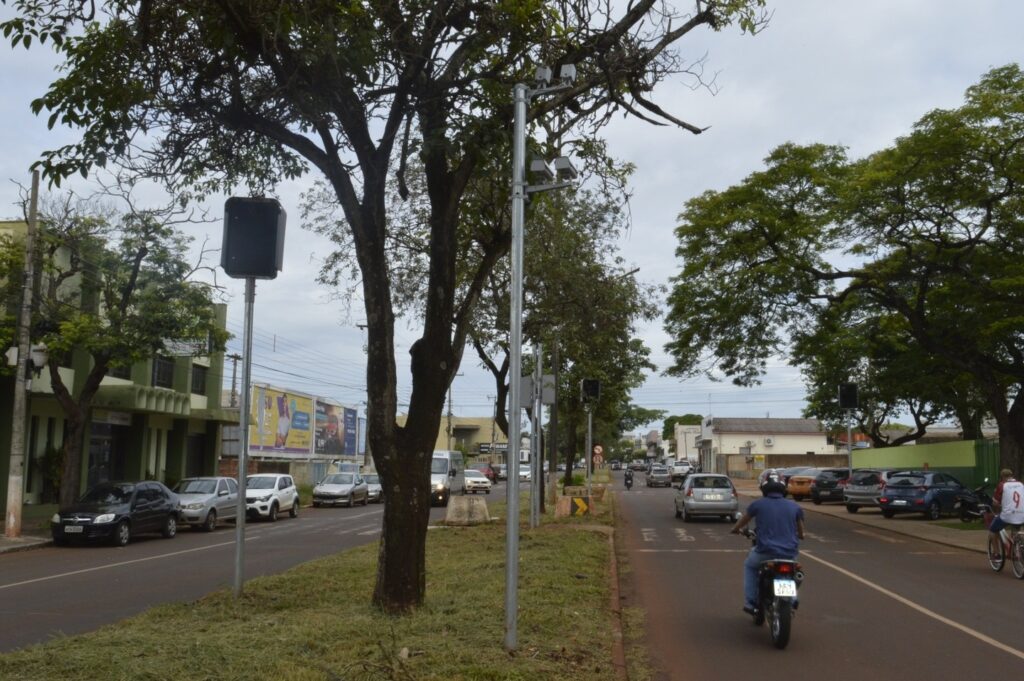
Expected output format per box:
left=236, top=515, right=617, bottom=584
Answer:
left=624, top=468, right=634, bottom=490
left=730, top=469, right=805, bottom=615
left=989, top=468, right=1024, bottom=555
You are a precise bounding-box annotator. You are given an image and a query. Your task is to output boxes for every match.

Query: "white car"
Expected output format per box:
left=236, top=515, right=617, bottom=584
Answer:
left=245, top=473, right=300, bottom=521
left=519, top=465, right=532, bottom=482
left=363, top=473, right=383, bottom=503
left=463, top=470, right=492, bottom=494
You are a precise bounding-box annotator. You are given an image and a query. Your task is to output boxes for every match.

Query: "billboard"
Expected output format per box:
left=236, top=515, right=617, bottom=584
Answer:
left=249, top=385, right=314, bottom=456
left=315, top=400, right=360, bottom=457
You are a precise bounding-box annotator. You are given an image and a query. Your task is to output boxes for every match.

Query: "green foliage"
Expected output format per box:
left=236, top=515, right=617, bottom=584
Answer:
left=661, top=414, right=702, bottom=440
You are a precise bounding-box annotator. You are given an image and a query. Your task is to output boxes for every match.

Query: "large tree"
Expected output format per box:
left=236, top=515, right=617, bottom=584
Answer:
left=4, top=0, right=769, bottom=612
left=665, top=65, right=1024, bottom=473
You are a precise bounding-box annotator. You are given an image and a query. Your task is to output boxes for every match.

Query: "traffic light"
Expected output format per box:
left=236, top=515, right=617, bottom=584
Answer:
left=581, top=379, right=601, bottom=403
left=221, top=197, right=286, bottom=279
left=838, top=383, right=858, bottom=409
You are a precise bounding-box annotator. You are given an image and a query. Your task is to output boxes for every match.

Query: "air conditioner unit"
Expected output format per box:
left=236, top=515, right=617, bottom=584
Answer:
left=764, top=437, right=775, bottom=446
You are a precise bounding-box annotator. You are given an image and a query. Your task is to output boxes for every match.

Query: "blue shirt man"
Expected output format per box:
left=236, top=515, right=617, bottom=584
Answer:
left=731, top=478, right=804, bottom=613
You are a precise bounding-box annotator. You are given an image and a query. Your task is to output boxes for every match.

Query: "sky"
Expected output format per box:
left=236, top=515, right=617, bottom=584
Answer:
left=0, top=1, right=1021, bottom=438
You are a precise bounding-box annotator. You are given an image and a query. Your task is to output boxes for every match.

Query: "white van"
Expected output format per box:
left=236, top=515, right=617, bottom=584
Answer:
left=431, top=450, right=465, bottom=506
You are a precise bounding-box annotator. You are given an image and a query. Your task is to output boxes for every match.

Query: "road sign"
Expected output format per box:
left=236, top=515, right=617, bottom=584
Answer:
left=571, top=496, right=590, bottom=516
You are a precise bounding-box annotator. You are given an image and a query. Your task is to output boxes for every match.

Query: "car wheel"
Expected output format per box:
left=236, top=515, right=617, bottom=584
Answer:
left=882, top=510, right=895, bottom=519
left=203, top=510, right=218, bottom=532
left=812, top=497, right=822, bottom=505
left=290, top=499, right=299, bottom=517
left=112, top=520, right=131, bottom=547
left=793, top=496, right=804, bottom=502
left=486, top=489, right=491, bottom=495
left=682, top=508, right=691, bottom=523
left=268, top=502, right=279, bottom=522
left=674, top=502, right=682, bottom=519
left=361, top=494, right=368, bottom=506
left=926, top=501, right=941, bottom=521
left=846, top=504, right=859, bottom=514
left=312, top=501, right=320, bottom=508
left=52, top=535, right=68, bottom=547
left=161, top=514, right=177, bottom=538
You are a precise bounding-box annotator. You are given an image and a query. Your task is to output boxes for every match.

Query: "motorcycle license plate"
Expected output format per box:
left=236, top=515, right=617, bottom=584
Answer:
left=773, top=579, right=797, bottom=597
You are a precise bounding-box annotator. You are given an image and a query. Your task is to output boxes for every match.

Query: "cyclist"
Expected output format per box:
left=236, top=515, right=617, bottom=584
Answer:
left=731, top=469, right=805, bottom=615
left=989, top=468, right=1024, bottom=555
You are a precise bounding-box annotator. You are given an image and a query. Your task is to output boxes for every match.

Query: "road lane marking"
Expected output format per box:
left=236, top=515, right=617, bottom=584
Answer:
left=641, top=528, right=658, bottom=542
left=853, top=529, right=905, bottom=543
left=635, top=549, right=746, bottom=553
left=674, top=529, right=695, bottom=542
left=801, top=551, right=1024, bottom=662
left=0, top=538, right=260, bottom=591
left=336, top=523, right=381, bottom=536
left=357, top=530, right=380, bottom=536
left=833, top=551, right=867, bottom=555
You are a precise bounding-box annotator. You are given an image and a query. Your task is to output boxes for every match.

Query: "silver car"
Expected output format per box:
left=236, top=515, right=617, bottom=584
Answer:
left=844, top=469, right=897, bottom=512
left=173, top=477, right=239, bottom=531
left=646, top=465, right=672, bottom=487
left=313, top=472, right=369, bottom=507
left=363, top=473, right=383, bottom=503
left=674, top=474, right=739, bottom=522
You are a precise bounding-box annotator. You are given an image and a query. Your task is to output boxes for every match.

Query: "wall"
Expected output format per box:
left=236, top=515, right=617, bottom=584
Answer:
left=852, top=439, right=982, bottom=486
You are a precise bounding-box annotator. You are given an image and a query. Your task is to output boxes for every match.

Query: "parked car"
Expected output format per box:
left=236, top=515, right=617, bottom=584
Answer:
left=844, top=469, right=898, bottom=512
left=671, top=460, right=693, bottom=481
left=519, top=465, right=532, bottom=482
left=786, top=468, right=822, bottom=501
left=173, top=476, right=239, bottom=531
left=363, top=473, right=383, bottom=503
left=247, top=473, right=300, bottom=520
left=610, top=460, right=622, bottom=470
left=674, top=474, right=739, bottom=522
left=646, top=465, right=673, bottom=488
left=494, top=464, right=508, bottom=481
left=463, top=470, right=493, bottom=494
left=630, top=459, right=647, bottom=471
left=312, top=472, right=368, bottom=508
left=878, top=471, right=968, bottom=520
left=556, top=463, right=566, bottom=472
left=471, top=462, right=497, bottom=483
left=810, top=468, right=852, bottom=504
left=52, top=480, right=180, bottom=547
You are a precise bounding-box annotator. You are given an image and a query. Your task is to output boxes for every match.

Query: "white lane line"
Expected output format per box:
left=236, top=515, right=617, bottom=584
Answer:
left=635, top=549, right=746, bottom=553
left=357, top=529, right=380, bottom=536
left=801, top=551, right=1024, bottom=662
left=853, top=529, right=905, bottom=544
left=0, top=538, right=260, bottom=591
left=335, top=523, right=381, bottom=536
left=641, top=528, right=658, bottom=542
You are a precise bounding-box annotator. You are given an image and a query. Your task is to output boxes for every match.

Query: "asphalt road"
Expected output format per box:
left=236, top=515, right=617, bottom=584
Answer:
left=616, top=474, right=1024, bottom=679
left=0, top=483, right=512, bottom=653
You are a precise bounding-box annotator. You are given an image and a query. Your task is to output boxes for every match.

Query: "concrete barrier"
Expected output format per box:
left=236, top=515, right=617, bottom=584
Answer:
left=444, top=495, right=491, bottom=526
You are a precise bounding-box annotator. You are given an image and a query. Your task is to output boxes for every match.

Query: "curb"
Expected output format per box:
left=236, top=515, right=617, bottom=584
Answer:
left=606, top=499, right=628, bottom=681
left=0, top=536, right=51, bottom=554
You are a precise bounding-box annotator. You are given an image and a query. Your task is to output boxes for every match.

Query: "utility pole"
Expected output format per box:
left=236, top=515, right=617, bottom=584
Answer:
left=547, top=339, right=559, bottom=508
left=5, top=170, right=39, bottom=538
left=529, top=344, right=541, bottom=528
left=227, top=353, right=242, bottom=407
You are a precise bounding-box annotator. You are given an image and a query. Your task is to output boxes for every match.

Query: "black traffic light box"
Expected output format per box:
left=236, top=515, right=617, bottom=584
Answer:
left=221, top=197, right=286, bottom=279
left=581, top=379, right=601, bottom=403
left=838, top=383, right=858, bottom=409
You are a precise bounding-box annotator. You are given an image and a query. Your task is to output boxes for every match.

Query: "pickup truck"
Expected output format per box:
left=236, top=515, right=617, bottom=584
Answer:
left=671, top=460, right=693, bottom=481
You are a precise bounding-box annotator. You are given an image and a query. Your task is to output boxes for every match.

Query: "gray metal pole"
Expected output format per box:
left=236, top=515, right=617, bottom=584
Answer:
left=5, top=170, right=38, bottom=538
left=586, top=407, right=593, bottom=498
left=504, top=81, right=528, bottom=652
left=529, top=343, right=541, bottom=528
left=233, top=277, right=256, bottom=597
left=847, top=413, right=853, bottom=478
left=547, top=339, right=559, bottom=508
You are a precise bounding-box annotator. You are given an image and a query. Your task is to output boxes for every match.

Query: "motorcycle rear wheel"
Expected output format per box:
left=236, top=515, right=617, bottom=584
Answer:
left=769, top=598, right=792, bottom=649
left=988, top=535, right=1005, bottom=572
left=1011, top=534, right=1024, bottom=579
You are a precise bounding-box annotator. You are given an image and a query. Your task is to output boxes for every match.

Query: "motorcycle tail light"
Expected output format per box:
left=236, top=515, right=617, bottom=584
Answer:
left=777, top=563, right=794, bottom=574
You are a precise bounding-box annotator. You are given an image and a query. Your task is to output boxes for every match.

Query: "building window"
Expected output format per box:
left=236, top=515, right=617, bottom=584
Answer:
left=191, top=364, right=208, bottom=395
left=152, top=356, right=174, bottom=389
left=107, top=364, right=131, bottom=380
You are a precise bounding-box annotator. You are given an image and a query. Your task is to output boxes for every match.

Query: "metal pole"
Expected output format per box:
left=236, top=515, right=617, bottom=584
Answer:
left=5, top=170, right=39, bottom=538
left=586, top=407, right=593, bottom=498
left=548, top=339, right=559, bottom=507
left=505, top=81, right=527, bottom=652
left=529, top=343, right=541, bottom=528
left=233, top=277, right=256, bottom=597
left=847, top=412, right=853, bottom=478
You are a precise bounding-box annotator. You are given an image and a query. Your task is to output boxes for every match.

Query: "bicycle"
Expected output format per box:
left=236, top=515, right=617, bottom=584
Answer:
left=984, top=507, right=1024, bottom=578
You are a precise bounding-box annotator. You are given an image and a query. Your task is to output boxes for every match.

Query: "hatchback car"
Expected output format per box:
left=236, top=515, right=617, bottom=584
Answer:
left=844, top=469, right=898, bottom=512
left=878, top=471, right=968, bottom=520
left=463, top=470, right=493, bottom=494
left=312, top=472, right=368, bottom=507
left=246, top=473, right=300, bottom=520
left=786, top=468, right=822, bottom=501
left=51, top=481, right=180, bottom=547
left=519, top=465, right=532, bottom=482
left=810, top=468, right=852, bottom=504
left=646, top=465, right=672, bottom=487
left=674, top=474, right=739, bottom=522
left=173, top=476, right=239, bottom=531
left=362, top=473, right=383, bottom=503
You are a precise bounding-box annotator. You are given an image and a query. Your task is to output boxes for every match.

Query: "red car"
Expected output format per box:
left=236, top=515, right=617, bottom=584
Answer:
left=471, top=462, right=497, bottom=483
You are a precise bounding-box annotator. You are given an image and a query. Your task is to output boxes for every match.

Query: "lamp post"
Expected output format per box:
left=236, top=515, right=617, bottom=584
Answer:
left=505, top=64, right=577, bottom=653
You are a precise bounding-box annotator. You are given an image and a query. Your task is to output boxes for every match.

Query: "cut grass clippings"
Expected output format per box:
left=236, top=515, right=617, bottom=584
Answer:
left=0, top=490, right=620, bottom=681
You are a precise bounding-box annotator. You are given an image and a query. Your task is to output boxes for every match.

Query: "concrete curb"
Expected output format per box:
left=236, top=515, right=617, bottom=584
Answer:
left=0, top=536, right=51, bottom=554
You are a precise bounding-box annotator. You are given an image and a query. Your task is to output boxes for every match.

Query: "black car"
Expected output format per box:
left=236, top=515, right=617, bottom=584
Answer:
left=51, top=481, right=180, bottom=547
left=810, top=468, right=852, bottom=504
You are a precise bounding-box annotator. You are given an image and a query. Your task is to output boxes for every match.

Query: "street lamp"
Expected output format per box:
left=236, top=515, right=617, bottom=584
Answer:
left=505, top=63, right=577, bottom=653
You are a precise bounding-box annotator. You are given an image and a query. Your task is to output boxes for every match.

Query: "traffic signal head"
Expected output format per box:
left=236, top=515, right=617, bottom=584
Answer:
left=581, top=379, right=601, bottom=403
left=838, top=382, right=858, bottom=409
left=221, top=197, right=286, bottom=279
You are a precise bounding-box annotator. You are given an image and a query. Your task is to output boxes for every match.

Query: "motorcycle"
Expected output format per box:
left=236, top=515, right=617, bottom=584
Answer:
left=624, top=472, right=633, bottom=491
left=739, top=524, right=804, bottom=650
left=955, top=479, right=993, bottom=523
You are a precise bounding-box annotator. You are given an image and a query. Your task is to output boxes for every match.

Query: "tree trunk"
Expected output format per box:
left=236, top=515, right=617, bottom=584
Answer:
left=58, top=417, right=87, bottom=508
left=979, top=376, right=1024, bottom=474
left=562, top=413, right=580, bottom=488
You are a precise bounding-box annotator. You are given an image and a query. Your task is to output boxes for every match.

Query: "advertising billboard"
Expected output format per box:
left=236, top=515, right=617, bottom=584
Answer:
left=314, top=401, right=345, bottom=456
left=249, top=385, right=314, bottom=457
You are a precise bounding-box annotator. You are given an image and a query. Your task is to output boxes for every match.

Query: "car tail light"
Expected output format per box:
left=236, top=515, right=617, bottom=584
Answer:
left=919, top=486, right=929, bottom=492
left=914, top=499, right=925, bottom=505
left=838, top=479, right=848, bottom=487
left=879, top=496, right=889, bottom=504
left=686, top=488, right=693, bottom=497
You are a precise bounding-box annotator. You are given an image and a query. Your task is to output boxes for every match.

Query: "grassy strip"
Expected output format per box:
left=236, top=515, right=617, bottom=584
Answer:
left=1, top=492, right=619, bottom=681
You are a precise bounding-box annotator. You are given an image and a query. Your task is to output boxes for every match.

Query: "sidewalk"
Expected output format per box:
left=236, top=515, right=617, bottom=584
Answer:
left=732, top=478, right=986, bottom=554
left=0, top=533, right=50, bottom=554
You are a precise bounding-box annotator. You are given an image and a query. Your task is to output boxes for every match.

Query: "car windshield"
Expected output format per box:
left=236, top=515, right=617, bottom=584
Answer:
left=322, top=474, right=354, bottom=485
left=174, top=479, right=217, bottom=495
left=851, top=471, right=880, bottom=484
left=364, top=475, right=379, bottom=484
left=691, top=477, right=732, bottom=489
left=431, top=458, right=449, bottom=474
left=246, top=476, right=277, bottom=489
left=79, top=483, right=134, bottom=504
left=889, top=475, right=926, bottom=486
left=466, top=471, right=486, bottom=479
left=651, top=466, right=668, bottom=474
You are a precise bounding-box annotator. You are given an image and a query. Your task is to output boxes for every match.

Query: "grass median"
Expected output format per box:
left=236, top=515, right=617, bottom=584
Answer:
left=0, top=487, right=620, bottom=681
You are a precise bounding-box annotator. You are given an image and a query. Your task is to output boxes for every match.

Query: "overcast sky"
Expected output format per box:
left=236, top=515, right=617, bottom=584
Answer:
left=0, top=1, right=1020, bottom=437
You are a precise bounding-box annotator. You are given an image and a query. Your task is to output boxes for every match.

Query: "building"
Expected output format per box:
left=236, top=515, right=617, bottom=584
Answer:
left=698, top=416, right=847, bottom=478
left=395, top=414, right=509, bottom=462
left=673, top=422, right=702, bottom=463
